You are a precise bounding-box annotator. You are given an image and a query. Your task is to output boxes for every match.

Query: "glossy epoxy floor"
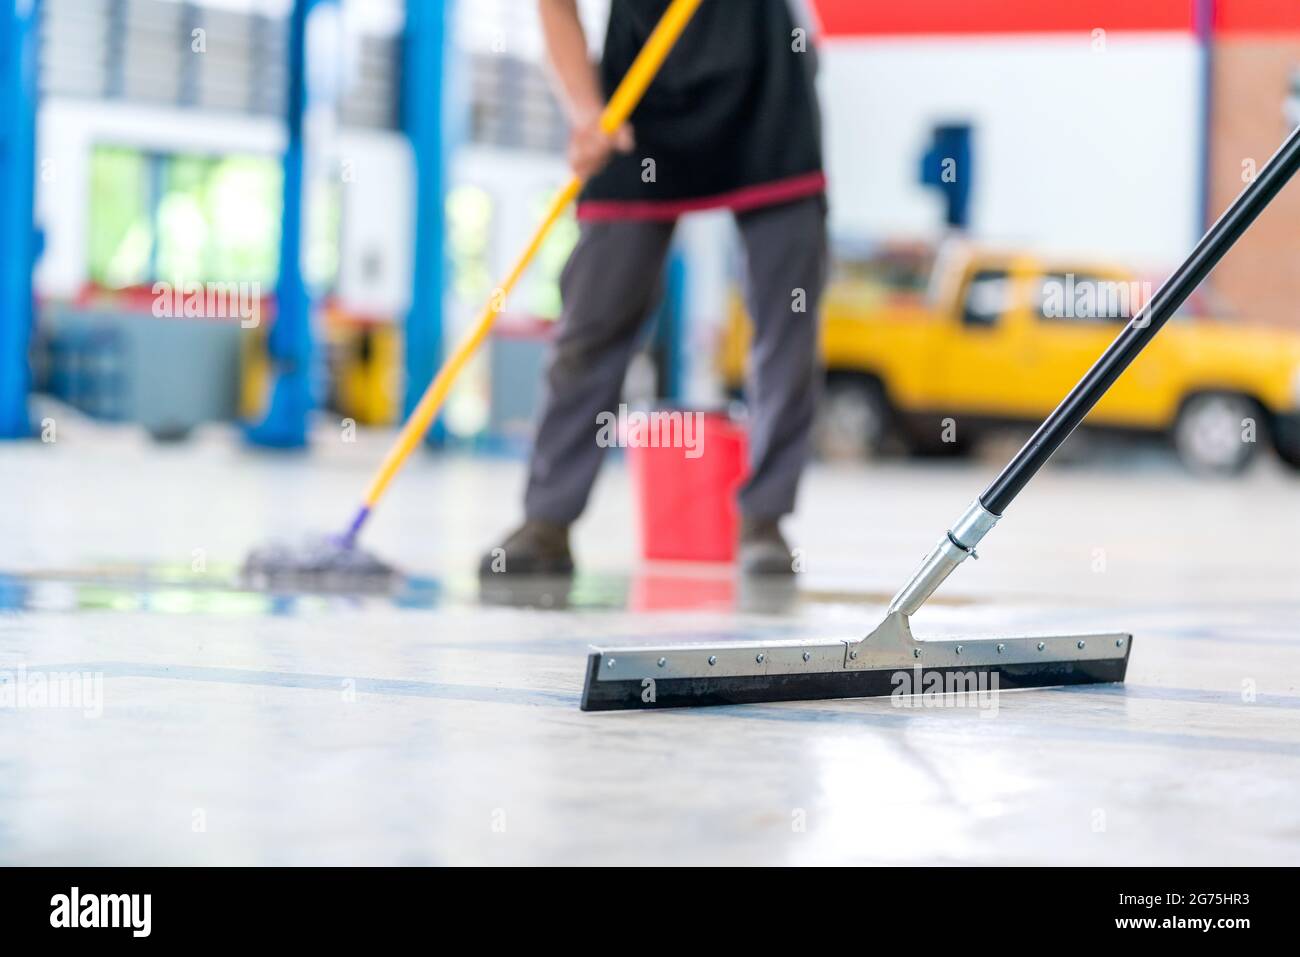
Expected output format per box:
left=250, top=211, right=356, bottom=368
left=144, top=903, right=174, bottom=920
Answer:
left=1, top=415, right=1298, bottom=865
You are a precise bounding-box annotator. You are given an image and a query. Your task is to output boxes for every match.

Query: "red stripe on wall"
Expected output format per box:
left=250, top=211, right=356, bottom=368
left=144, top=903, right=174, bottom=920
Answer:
left=812, top=0, right=1197, bottom=37
left=1215, top=0, right=1300, bottom=33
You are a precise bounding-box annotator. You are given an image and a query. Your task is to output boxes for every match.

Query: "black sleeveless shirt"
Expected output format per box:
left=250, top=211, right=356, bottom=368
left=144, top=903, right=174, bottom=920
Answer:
left=578, top=0, right=826, bottom=221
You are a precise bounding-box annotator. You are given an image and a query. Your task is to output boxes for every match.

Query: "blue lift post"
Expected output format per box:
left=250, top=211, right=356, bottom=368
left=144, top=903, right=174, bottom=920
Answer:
left=0, top=0, right=41, bottom=439
left=246, top=0, right=324, bottom=449
left=651, top=251, right=688, bottom=403
left=402, top=0, right=449, bottom=446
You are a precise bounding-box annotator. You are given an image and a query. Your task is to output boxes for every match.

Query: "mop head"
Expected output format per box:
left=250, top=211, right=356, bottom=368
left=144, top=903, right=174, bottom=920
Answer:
left=241, top=534, right=397, bottom=592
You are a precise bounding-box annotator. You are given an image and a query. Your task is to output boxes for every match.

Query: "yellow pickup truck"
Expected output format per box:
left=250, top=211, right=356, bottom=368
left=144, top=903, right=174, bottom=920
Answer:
left=720, top=242, right=1300, bottom=474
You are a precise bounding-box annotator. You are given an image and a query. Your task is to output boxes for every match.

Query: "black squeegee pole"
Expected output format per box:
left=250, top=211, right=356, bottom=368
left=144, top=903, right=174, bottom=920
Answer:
left=980, top=124, right=1300, bottom=516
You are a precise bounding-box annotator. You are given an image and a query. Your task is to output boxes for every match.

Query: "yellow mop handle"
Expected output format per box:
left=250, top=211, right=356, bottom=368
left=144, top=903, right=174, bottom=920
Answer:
left=357, top=0, right=705, bottom=516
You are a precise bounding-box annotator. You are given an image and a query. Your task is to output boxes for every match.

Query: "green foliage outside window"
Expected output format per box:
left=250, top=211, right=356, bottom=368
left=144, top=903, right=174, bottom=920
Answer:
left=87, top=145, right=336, bottom=292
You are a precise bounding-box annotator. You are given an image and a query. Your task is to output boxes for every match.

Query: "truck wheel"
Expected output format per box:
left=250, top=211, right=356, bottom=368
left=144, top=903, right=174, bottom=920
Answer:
left=901, top=417, right=975, bottom=458
left=1272, top=416, right=1300, bottom=471
left=1173, top=393, right=1260, bottom=475
left=815, top=377, right=890, bottom=461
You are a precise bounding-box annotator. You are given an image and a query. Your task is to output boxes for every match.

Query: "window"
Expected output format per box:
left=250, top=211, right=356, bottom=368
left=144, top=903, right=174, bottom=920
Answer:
left=960, top=269, right=1011, bottom=328
left=88, top=145, right=339, bottom=293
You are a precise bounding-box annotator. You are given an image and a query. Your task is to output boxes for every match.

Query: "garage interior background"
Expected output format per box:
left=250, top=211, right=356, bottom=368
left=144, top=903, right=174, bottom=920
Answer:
left=1, top=0, right=1296, bottom=449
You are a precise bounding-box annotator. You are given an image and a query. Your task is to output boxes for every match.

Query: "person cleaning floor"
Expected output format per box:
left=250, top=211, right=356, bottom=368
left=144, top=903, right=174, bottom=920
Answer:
left=480, top=0, right=828, bottom=577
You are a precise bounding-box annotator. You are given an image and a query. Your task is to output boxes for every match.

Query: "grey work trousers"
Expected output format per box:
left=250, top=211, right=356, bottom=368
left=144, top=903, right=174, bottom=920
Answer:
left=524, top=194, right=828, bottom=526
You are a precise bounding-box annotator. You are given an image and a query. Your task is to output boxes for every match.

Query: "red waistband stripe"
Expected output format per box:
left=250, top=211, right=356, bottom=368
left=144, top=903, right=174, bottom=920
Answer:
left=576, top=172, right=827, bottom=223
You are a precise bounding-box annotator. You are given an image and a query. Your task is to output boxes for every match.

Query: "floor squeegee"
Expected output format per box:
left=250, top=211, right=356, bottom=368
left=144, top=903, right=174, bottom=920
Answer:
left=581, top=123, right=1300, bottom=711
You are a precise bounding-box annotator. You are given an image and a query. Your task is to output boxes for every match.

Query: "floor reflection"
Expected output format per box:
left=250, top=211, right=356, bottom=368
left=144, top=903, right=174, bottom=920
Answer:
left=0, top=563, right=922, bottom=619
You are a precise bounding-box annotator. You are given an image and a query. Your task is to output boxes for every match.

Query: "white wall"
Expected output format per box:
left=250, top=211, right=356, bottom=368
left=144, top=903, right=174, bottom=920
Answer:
left=336, top=129, right=414, bottom=316
left=819, top=33, right=1204, bottom=269
left=457, top=0, right=610, bottom=60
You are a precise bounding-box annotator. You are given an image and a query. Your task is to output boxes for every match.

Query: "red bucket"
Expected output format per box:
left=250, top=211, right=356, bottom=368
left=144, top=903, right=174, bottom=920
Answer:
left=627, top=410, right=749, bottom=563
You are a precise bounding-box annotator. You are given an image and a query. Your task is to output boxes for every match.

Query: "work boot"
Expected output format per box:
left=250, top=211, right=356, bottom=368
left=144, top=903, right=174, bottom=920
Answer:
left=478, top=520, right=574, bottom=577
left=739, top=517, right=796, bottom=576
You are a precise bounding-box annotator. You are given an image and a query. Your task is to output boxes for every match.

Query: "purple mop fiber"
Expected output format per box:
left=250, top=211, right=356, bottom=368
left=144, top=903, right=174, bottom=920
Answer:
left=241, top=506, right=395, bottom=591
